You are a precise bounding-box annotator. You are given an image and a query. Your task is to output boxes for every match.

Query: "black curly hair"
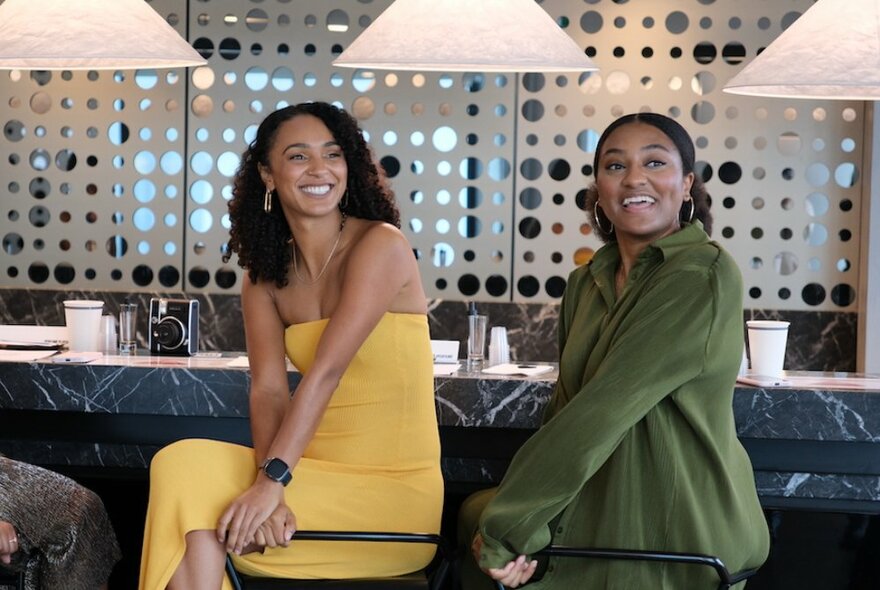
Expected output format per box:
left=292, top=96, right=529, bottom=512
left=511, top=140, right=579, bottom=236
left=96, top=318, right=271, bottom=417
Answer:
left=584, top=112, right=713, bottom=243
left=225, top=101, right=400, bottom=287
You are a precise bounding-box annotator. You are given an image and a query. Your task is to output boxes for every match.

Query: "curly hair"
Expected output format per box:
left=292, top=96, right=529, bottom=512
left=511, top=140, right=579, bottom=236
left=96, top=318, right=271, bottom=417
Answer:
left=225, top=102, right=400, bottom=287
left=584, top=112, right=713, bottom=244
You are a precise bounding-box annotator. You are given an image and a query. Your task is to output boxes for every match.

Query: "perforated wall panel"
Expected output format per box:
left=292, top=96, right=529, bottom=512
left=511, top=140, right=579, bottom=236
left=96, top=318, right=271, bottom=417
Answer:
left=0, top=0, right=862, bottom=312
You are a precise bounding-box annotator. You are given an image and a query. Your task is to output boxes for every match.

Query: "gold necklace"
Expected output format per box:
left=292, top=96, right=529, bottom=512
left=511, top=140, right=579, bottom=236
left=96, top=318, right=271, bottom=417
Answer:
left=291, top=214, right=347, bottom=285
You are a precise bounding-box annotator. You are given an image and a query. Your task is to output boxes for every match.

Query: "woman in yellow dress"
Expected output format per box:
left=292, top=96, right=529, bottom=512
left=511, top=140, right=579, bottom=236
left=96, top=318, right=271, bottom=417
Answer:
left=139, top=102, right=443, bottom=589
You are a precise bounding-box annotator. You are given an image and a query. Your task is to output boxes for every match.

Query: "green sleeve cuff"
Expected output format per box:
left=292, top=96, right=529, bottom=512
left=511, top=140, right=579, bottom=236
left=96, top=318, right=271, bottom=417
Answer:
left=479, top=536, right=518, bottom=570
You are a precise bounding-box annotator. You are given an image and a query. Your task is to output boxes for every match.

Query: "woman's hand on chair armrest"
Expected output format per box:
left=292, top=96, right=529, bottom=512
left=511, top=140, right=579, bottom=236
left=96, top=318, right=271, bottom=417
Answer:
left=472, top=532, right=538, bottom=588
left=217, top=477, right=285, bottom=555
left=253, top=504, right=297, bottom=549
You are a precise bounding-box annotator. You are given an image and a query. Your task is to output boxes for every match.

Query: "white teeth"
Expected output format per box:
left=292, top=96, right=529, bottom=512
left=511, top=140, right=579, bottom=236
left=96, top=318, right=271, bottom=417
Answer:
left=301, top=184, right=331, bottom=196
left=622, top=196, right=656, bottom=206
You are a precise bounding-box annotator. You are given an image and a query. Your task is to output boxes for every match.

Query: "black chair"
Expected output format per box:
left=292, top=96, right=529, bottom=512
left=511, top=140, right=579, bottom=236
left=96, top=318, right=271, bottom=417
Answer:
left=226, top=530, right=452, bottom=590
left=494, top=545, right=759, bottom=590
left=0, top=566, right=23, bottom=590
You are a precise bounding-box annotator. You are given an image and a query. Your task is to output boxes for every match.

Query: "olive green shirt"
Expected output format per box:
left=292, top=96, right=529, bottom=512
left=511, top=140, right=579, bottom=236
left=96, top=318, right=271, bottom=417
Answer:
left=479, top=223, right=770, bottom=588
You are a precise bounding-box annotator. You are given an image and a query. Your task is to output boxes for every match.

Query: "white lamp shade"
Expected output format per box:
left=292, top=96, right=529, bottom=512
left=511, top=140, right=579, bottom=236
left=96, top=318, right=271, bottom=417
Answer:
left=723, top=0, right=880, bottom=100
left=0, top=0, right=207, bottom=70
left=333, top=0, right=598, bottom=73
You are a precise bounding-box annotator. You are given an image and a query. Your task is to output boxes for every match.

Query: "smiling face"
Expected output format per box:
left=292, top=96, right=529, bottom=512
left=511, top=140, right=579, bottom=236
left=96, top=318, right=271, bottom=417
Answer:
left=595, top=121, right=695, bottom=248
left=259, top=114, right=348, bottom=221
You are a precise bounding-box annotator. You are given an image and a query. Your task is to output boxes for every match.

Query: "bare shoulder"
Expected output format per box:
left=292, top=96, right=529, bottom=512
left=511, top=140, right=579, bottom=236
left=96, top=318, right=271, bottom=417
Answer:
left=349, top=219, right=412, bottom=260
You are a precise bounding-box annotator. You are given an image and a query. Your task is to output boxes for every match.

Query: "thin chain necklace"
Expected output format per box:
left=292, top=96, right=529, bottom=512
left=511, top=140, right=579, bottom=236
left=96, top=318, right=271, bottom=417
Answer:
left=291, top=214, right=347, bottom=285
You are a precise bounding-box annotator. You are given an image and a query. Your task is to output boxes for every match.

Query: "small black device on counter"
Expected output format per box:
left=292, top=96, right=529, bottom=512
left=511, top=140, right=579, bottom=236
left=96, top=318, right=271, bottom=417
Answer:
left=148, top=298, right=199, bottom=356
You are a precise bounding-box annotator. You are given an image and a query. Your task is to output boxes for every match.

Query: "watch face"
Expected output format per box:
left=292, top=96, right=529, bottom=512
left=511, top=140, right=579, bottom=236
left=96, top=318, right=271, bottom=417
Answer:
left=263, top=457, right=291, bottom=484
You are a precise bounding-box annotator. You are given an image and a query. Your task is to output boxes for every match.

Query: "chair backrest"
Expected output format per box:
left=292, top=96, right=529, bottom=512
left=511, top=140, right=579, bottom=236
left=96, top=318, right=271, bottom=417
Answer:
left=226, top=530, right=452, bottom=590
left=495, top=545, right=759, bottom=590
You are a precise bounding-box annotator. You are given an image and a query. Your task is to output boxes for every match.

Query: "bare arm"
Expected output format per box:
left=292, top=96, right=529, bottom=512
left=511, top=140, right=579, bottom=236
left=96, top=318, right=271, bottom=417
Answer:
left=241, top=278, right=290, bottom=464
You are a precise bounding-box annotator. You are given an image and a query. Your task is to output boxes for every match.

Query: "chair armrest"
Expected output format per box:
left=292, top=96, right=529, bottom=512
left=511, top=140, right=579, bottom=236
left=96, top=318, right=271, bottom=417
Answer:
left=225, top=530, right=452, bottom=590
left=492, top=546, right=759, bottom=590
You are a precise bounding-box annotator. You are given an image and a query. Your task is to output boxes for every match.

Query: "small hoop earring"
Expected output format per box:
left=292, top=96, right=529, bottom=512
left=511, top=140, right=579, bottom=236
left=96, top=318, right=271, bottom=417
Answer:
left=683, top=199, right=695, bottom=224
left=263, top=188, right=273, bottom=214
left=593, top=201, right=613, bottom=235
left=338, top=190, right=349, bottom=212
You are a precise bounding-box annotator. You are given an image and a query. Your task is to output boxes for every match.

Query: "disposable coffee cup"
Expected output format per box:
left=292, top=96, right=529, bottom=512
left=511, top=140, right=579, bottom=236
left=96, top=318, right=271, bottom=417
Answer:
left=488, top=326, right=510, bottom=366
left=746, top=320, right=790, bottom=377
left=63, top=300, right=104, bottom=352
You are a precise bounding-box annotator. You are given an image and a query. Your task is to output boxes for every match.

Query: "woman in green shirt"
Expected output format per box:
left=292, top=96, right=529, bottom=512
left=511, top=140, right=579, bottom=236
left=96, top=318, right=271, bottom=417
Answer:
left=459, top=113, right=770, bottom=589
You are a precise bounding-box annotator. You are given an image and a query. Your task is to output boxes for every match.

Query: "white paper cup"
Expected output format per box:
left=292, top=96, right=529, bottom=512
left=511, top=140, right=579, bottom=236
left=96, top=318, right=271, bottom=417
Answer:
left=63, top=300, right=104, bottom=352
left=747, top=320, right=790, bottom=377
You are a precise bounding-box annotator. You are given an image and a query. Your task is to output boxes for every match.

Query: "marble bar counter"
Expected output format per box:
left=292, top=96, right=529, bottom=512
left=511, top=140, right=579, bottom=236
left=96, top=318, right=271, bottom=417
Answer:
left=1, top=354, right=879, bottom=514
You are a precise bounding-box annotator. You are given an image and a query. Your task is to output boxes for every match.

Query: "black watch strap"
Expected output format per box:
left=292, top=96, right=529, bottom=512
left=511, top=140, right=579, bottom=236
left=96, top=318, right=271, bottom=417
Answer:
left=261, top=457, right=292, bottom=486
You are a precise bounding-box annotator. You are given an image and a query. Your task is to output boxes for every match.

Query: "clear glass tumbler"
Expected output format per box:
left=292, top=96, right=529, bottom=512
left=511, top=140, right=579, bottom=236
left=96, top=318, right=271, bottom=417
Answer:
left=118, top=302, right=138, bottom=354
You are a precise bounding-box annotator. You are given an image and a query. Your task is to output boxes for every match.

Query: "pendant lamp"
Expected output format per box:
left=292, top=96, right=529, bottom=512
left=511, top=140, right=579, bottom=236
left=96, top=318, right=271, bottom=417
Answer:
left=723, top=0, right=880, bottom=100
left=0, top=0, right=206, bottom=70
left=333, top=0, right=598, bottom=73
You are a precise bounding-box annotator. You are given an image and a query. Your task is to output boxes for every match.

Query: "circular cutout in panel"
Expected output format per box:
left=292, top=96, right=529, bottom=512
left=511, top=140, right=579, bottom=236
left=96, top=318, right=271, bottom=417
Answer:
left=133, top=208, right=156, bottom=231
left=717, top=161, right=741, bottom=184
left=774, top=252, right=798, bottom=275
left=804, top=222, right=828, bottom=247
left=831, top=283, right=855, bottom=307
left=802, top=283, right=826, bottom=306
left=519, top=217, right=541, bottom=239
left=458, top=216, right=481, bottom=238
left=159, top=266, right=181, bottom=288
left=3, top=233, right=23, bottom=255
left=106, top=236, right=128, bottom=258
left=189, top=208, right=213, bottom=233
left=458, top=187, right=483, bottom=209
left=485, top=275, right=508, bottom=297
left=522, top=99, right=544, bottom=122
left=4, top=119, right=25, bottom=142
left=835, top=162, right=858, bottom=188
left=548, top=159, right=571, bottom=181
left=520, top=158, right=542, bottom=181
left=691, top=71, right=716, bottom=95
left=29, top=149, right=50, bottom=171
left=244, top=67, right=269, bottom=91
left=352, top=70, right=376, bottom=93
left=517, top=276, right=540, bottom=298
left=805, top=162, right=830, bottom=187
left=189, top=267, right=210, bottom=288
left=519, top=188, right=542, bottom=210
left=457, top=274, right=480, bottom=297
left=29, top=177, right=50, bottom=199
left=691, top=101, right=715, bottom=124
left=666, top=11, right=689, bottom=34
left=432, top=126, right=457, bottom=152
left=545, top=276, right=566, bottom=298
left=431, top=242, right=455, bottom=267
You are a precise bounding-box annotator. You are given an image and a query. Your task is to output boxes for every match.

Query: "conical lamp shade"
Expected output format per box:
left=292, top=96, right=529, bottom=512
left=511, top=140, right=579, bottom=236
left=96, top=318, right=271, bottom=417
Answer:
left=333, top=0, right=598, bottom=73
left=0, top=0, right=206, bottom=70
left=723, top=0, right=880, bottom=99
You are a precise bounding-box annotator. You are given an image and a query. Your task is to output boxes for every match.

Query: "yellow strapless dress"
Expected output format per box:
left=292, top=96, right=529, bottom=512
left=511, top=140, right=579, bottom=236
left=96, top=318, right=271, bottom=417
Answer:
left=138, top=313, right=443, bottom=589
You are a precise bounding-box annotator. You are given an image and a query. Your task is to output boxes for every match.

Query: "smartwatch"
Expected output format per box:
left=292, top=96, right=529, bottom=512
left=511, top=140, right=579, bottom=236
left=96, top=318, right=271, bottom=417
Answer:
left=260, top=457, right=292, bottom=486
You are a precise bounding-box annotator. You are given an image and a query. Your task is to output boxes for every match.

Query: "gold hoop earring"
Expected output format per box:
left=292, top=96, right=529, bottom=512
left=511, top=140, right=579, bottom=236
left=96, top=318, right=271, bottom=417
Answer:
left=683, top=199, right=695, bottom=224
left=263, top=188, right=273, bottom=213
left=593, top=201, right=613, bottom=235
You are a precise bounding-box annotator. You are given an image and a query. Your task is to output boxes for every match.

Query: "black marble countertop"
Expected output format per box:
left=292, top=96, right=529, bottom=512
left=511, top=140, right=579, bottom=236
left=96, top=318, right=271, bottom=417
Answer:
left=1, top=354, right=879, bottom=512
